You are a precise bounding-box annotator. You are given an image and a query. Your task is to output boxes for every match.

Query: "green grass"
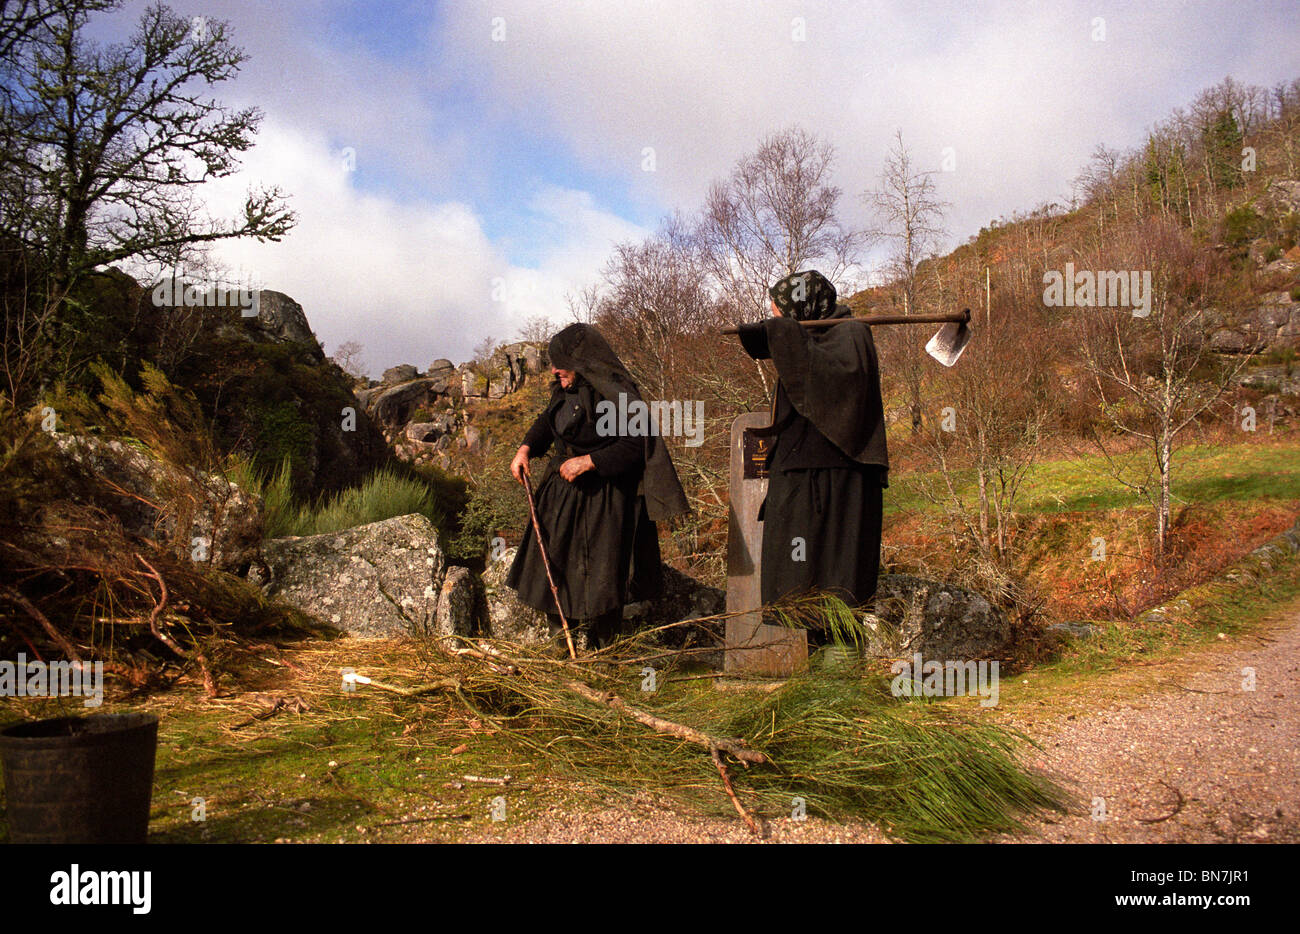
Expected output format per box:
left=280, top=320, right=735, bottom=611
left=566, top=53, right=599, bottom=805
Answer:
left=145, top=697, right=536, bottom=843
left=0, top=660, right=548, bottom=844
left=887, top=440, right=1300, bottom=515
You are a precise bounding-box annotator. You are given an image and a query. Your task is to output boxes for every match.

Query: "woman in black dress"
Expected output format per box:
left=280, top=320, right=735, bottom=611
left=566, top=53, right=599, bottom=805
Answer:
left=736, top=270, right=889, bottom=639
left=506, top=324, right=689, bottom=649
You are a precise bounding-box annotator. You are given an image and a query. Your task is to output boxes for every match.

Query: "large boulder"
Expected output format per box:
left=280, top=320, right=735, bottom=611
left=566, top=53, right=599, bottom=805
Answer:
left=247, top=290, right=321, bottom=355
left=383, top=364, right=419, bottom=384
left=1210, top=328, right=1270, bottom=354
left=426, top=359, right=457, bottom=393
left=54, top=435, right=262, bottom=573
left=864, top=574, right=1012, bottom=661
left=522, top=344, right=547, bottom=374
left=481, top=547, right=548, bottom=644
left=459, top=366, right=486, bottom=399
left=253, top=514, right=445, bottom=638
left=364, top=378, right=447, bottom=428
left=491, top=341, right=548, bottom=396
left=406, top=413, right=458, bottom=443
left=624, top=564, right=725, bottom=628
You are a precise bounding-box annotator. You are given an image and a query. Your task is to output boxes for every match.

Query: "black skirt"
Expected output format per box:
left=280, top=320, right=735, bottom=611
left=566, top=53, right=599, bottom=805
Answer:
left=506, top=460, right=661, bottom=620
left=759, top=465, right=883, bottom=608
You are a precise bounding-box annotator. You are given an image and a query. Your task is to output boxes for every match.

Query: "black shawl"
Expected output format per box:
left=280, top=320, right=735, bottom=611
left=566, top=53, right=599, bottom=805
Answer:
left=547, top=324, right=690, bottom=521
left=747, top=271, right=889, bottom=473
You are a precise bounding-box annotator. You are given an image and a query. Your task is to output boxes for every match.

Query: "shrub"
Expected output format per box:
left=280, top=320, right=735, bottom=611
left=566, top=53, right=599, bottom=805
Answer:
left=267, top=466, right=449, bottom=538
left=1222, top=205, right=1262, bottom=247
left=448, top=470, right=527, bottom=562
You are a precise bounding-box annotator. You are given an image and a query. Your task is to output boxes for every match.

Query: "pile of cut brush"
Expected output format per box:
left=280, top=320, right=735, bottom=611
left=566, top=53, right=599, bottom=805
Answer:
left=354, top=614, right=1068, bottom=843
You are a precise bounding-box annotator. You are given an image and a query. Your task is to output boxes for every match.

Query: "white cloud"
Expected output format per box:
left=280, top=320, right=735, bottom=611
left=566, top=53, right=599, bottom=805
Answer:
left=198, top=121, right=645, bottom=374
left=103, top=0, right=1300, bottom=365
left=434, top=0, right=1300, bottom=258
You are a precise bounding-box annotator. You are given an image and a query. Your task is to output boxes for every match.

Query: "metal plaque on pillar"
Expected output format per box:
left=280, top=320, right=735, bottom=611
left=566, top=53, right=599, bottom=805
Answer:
left=726, top=412, right=808, bottom=676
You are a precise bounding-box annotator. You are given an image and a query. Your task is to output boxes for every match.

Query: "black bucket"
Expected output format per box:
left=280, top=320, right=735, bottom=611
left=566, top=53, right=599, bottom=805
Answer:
left=0, top=712, right=158, bottom=844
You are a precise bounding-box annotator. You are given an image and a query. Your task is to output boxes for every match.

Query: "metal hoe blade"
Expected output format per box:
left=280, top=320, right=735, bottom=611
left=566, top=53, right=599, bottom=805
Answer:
left=925, top=319, right=971, bottom=367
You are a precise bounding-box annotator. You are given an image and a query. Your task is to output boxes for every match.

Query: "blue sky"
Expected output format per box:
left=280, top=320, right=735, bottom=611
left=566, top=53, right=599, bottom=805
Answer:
left=93, top=0, right=1300, bottom=374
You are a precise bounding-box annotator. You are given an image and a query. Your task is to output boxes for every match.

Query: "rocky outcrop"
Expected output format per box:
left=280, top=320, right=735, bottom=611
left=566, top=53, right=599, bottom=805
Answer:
left=863, top=574, right=1012, bottom=661
left=355, top=341, right=547, bottom=468
left=362, top=378, right=449, bottom=429
left=1262, top=179, right=1300, bottom=216
left=1235, top=366, right=1300, bottom=423
left=252, top=514, right=445, bottom=638
left=252, top=291, right=321, bottom=353
left=426, top=359, right=457, bottom=391
left=356, top=341, right=546, bottom=429
left=481, top=547, right=549, bottom=644
left=143, top=285, right=390, bottom=502
left=202, top=289, right=321, bottom=356
left=53, top=434, right=262, bottom=573
left=383, top=364, right=419, bottom=384
left=457, top=341, right=549, bottom=400
left=406, top=413, right=458, bottom=444
left=1210, top=292, right=1300, bottom=354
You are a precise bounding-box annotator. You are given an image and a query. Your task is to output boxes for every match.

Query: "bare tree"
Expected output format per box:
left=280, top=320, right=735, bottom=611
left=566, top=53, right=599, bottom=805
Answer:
left=0, top=1, right=295, bottom=288
left=864, top=129, right=950, bottom=432
left=1074, top=143, right=1123, bottom=231
left=331, top=340, right=367, bottom=380
left=516, top=315, right=554, bottom=344
left=564, top=283, right=603, bottom=324
left=597, top=219, right=721, bottom=402
left=910, top=264, right=1058, bottom=608
left=1075, top=219, right=1251, bottom=556
left=1266, top=79, right=1300, bottom=176
left=696, top=126, right=866, bottom=325
left=468, top=336, right=503, bottom=396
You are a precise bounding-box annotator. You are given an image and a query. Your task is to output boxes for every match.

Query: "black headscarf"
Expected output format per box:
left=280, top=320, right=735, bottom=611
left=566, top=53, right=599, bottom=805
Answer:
left=769, top=270, right=839, bottom=321
left=547, top=324, right=690, bottom=521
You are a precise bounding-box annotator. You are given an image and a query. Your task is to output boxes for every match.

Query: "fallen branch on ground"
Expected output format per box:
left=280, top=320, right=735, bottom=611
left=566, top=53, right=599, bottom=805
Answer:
left=564, top=680, right=767, bottom=766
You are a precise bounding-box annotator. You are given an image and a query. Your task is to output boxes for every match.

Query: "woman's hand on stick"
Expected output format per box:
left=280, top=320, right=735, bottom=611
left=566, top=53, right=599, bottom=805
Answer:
left=510, top=445, right=531, bottom=484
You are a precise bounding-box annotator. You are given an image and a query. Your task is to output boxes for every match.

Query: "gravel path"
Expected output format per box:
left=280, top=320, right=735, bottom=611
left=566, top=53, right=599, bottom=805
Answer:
left=455, top=607, right=1300, bottom=844
left=1001, top=611, right=1300, bottom=843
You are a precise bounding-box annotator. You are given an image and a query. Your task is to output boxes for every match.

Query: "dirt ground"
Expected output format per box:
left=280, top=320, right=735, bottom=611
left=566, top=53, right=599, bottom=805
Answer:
left=997, top=609, right=1299, bottom=843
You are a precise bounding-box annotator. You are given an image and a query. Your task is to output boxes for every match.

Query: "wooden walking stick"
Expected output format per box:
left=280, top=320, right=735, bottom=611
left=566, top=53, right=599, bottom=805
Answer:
left=522, top=472, right=577, bottom=659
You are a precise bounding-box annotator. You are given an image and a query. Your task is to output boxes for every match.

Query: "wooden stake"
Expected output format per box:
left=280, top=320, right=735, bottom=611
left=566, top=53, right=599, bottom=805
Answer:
left=522, top=473, right=577, bottom=659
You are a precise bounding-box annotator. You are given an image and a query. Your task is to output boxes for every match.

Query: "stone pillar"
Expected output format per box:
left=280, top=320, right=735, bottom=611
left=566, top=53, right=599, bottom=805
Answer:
left=725, top=412, right=808, bottom=676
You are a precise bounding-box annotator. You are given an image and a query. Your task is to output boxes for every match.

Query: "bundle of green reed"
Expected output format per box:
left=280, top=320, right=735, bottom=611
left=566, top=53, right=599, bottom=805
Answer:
left=399, top=595, right=1066, bottom=843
